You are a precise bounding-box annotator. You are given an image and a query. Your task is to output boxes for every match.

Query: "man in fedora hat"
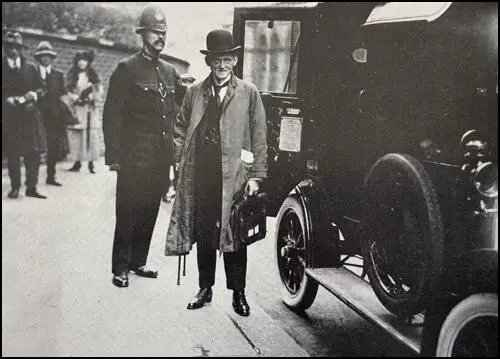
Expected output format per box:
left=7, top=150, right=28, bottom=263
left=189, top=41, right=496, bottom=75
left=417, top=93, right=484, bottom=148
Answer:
left=2, top=31, right=48, bottom=199
left=165, top=29, right=268, bottom=317
left=34, top=41, right=69, bottom=186
left=103, top=3, right=184, bottom=288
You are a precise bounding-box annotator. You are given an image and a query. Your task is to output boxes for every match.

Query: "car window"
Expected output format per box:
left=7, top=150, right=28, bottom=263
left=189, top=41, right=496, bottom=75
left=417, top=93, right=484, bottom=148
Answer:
left=243, top=20, right=300, bottom=94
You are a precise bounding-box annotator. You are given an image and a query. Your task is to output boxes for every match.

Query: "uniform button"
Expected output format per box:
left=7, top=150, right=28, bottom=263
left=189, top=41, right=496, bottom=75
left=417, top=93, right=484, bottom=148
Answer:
left=162, top=115, right=166, bottom=118
left=171, top=89, right=175, bottom=93
left=161, top=99, right=164, bottom=102
left=144, top=87, right=148, bottom=91
left=156, top=66, right=159, bottom=71
left=162, top=131, right=166, bottom=135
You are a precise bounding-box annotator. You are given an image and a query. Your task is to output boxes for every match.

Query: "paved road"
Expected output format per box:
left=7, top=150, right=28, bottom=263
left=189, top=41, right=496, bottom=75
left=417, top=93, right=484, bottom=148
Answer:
left=2, top=158, right=414, bottom=356
left=2, top=159, right=308, bottom=357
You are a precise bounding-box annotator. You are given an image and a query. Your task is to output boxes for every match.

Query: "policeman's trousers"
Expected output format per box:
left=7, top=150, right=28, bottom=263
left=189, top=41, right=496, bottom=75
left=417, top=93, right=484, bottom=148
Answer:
left=112, top=167, right=168, bottom=274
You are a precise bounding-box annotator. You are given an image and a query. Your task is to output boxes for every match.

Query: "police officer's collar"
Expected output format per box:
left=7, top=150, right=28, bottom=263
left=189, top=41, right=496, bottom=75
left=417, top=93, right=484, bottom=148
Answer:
left=140, top=50, right=160, bottom=64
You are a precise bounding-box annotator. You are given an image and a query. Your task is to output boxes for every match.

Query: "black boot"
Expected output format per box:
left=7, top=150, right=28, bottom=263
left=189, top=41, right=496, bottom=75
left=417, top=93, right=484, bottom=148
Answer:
left=8, top=188, right=20, bottom=199
left=46, top=177, right=62, bottom=186
left=25, top=187, right=47, bottom=199
left=88, top=161, right=95, bottom=174
left=232, top=290, right=250, bottom=316
left=68, top=161, right=81, bottom=172
left=187, top=287, right=213, bottom=310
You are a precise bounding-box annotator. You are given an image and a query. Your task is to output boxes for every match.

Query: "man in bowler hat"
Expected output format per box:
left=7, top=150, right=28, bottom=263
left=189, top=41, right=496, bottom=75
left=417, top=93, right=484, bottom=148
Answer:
left=34, top=41, right=69, bottom=186
left=2, top=31, right=48, bottom=199
left=103, top=3, right=184, bottom=287
left=165, top=29, right=268, bottom=316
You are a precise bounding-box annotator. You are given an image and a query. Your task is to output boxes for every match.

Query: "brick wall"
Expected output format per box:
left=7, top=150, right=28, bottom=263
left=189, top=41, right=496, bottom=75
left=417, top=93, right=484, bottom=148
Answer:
left=3, top=27, right=190, bottom=163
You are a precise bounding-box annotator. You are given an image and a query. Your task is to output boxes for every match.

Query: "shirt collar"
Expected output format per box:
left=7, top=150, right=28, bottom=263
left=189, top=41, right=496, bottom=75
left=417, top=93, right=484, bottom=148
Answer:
left=212, top=73, right=232, bottom=89
left=7, top=56, right=21, bottom=69
left=40, top=64, right=51, bottom=73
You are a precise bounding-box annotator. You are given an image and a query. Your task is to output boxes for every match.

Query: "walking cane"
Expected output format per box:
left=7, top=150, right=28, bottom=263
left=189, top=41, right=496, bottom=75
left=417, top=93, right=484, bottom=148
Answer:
left=177, top=254, right=187, bottom=285
left=87, top=110, right=91, bottom=155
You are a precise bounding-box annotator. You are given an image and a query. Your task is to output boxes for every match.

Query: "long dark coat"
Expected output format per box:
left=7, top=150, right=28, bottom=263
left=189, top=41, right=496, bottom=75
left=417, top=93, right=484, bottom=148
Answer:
left=165, top=74, right=268, bottom=255
left=37, top=66, right=69, bottom=161
left=2, top=56, right=47, bottom=155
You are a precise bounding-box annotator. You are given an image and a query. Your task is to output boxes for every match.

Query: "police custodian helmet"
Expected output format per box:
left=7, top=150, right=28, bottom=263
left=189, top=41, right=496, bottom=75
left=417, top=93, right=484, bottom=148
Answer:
left=135, top=3, right=168, bottom=34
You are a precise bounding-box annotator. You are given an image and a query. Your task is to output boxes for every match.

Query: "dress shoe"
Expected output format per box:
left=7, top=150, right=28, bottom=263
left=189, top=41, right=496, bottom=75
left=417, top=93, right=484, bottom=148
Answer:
left=232, top=290, right=250, bottom=317
left=25, top=189, right=47, bottom=199
left=113, top=272, right=129, bottom=288
left=46, top=179, right=62, bottom=186
left=187, top=287, right=213, bottom=310
left=8, top=188, right=19, bottom=198
left=131, top=265, right=158, bottom=278
left=88, top=161, right=95, bottom=174
left=68, top=161, right=81, bottom=172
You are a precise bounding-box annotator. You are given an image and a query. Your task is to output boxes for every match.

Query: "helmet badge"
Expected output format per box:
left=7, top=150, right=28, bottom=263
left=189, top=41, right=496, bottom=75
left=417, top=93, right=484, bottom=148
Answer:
left=154, top=9, right=164, bottom=22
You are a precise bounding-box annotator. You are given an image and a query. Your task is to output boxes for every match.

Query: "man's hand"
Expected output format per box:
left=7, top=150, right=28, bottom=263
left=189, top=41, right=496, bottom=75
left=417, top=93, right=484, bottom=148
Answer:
left=175, top=162, right=180, bottom=172
left=246, top=179, right=260, bottom=196
left=109, top=163, right=120, bottom=171
left=6, top=97, right=16, bottom=106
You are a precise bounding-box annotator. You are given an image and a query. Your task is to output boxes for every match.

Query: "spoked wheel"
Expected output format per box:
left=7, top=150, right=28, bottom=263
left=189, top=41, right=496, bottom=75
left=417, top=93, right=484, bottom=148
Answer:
left=436, top=293, right=498, bottom=357
left=275, top=196, right=318, bottom=311
left=362, top=153, right=444, bottom=317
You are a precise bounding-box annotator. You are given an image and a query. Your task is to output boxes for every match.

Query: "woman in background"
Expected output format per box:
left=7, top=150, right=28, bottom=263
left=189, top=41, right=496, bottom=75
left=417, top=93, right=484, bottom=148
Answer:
left=66, top=50, right=103, bottom=173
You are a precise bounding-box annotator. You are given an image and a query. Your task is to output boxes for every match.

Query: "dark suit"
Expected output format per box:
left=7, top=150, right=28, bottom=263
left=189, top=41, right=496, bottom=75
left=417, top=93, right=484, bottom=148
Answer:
left=2, top=56, right=47, bottom=191
left=103, top=51, right=183, bottom=274
left=37, top=65, right=69, bottom=180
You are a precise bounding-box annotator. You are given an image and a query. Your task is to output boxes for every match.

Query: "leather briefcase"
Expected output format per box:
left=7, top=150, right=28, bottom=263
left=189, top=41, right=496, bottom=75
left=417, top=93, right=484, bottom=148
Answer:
left=230, top=190, right=268, bottom=246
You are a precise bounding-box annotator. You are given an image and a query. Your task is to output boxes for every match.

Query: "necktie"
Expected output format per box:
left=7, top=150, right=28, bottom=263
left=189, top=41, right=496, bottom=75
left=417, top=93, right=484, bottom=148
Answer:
left=213, top=81, right=229, bottom=108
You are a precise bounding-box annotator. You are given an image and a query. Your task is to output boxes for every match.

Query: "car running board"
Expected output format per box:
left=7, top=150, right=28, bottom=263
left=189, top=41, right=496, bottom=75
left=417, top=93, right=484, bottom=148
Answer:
left=306, top=267, right=423, bottom=355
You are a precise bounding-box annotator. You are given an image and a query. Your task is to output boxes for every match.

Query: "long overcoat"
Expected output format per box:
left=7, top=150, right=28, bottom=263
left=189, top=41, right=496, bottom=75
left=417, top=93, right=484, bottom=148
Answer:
left=2, top=56, right=47, bottom=155
left=37, top=67, right=69, bottom=161
left=165, top=74, right=268, bottom=255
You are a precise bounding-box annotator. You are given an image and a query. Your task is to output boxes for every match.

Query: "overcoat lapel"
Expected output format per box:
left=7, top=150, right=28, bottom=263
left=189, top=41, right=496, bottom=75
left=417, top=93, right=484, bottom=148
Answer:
left=184, top=78, right=212, bottom=143
left=221, top=76, right=237, bottom=113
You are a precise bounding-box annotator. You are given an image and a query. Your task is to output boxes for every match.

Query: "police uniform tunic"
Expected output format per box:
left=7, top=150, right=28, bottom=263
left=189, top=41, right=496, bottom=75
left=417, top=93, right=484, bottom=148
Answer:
left=103, top=50, right=181, bottom=274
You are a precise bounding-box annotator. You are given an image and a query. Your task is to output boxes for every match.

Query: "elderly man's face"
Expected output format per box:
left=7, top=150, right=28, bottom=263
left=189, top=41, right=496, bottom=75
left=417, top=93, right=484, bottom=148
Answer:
left=209, top=54, right=237, bottom=82
left=142, top=29, right=166, bottom=54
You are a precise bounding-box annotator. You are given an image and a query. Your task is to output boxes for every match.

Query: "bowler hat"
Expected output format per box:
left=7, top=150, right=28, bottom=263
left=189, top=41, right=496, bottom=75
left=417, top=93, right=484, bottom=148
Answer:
left=34, top=41, right=57, bottom=58
left=200, top=29, right=241, bottom=55
left=3, top=31, right=27, bottom=48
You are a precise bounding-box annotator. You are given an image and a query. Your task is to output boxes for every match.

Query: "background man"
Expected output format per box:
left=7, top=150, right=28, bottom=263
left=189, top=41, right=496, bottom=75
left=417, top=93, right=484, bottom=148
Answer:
left=34, top=40, right=69, bottom=186
left=2, top=31, right=48, bottom=199
left=165, top=29, right=268, bottom=317
left=103, top=3, right=183, bottom=288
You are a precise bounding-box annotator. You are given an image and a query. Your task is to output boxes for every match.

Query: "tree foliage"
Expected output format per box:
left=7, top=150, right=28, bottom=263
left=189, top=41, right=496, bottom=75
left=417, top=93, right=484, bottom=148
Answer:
left=2, top=2, right=142, bottom=48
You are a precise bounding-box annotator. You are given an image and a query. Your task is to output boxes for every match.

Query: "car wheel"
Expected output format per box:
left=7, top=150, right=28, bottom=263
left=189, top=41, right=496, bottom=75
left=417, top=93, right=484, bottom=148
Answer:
left=275, top=196, right=319, bottom=311
left=361, top=153, right=444, bottom=317
left=436, top=293, right=498, bottom=357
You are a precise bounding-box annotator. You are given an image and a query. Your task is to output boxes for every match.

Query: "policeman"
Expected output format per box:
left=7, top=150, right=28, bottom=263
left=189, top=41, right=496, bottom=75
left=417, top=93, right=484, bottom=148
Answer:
left=103, top=3, right=182, bottom=288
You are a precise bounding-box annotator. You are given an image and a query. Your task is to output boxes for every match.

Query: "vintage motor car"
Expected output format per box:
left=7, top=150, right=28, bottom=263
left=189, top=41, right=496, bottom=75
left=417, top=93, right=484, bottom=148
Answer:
left=233, top=2, right=497, bottom=356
